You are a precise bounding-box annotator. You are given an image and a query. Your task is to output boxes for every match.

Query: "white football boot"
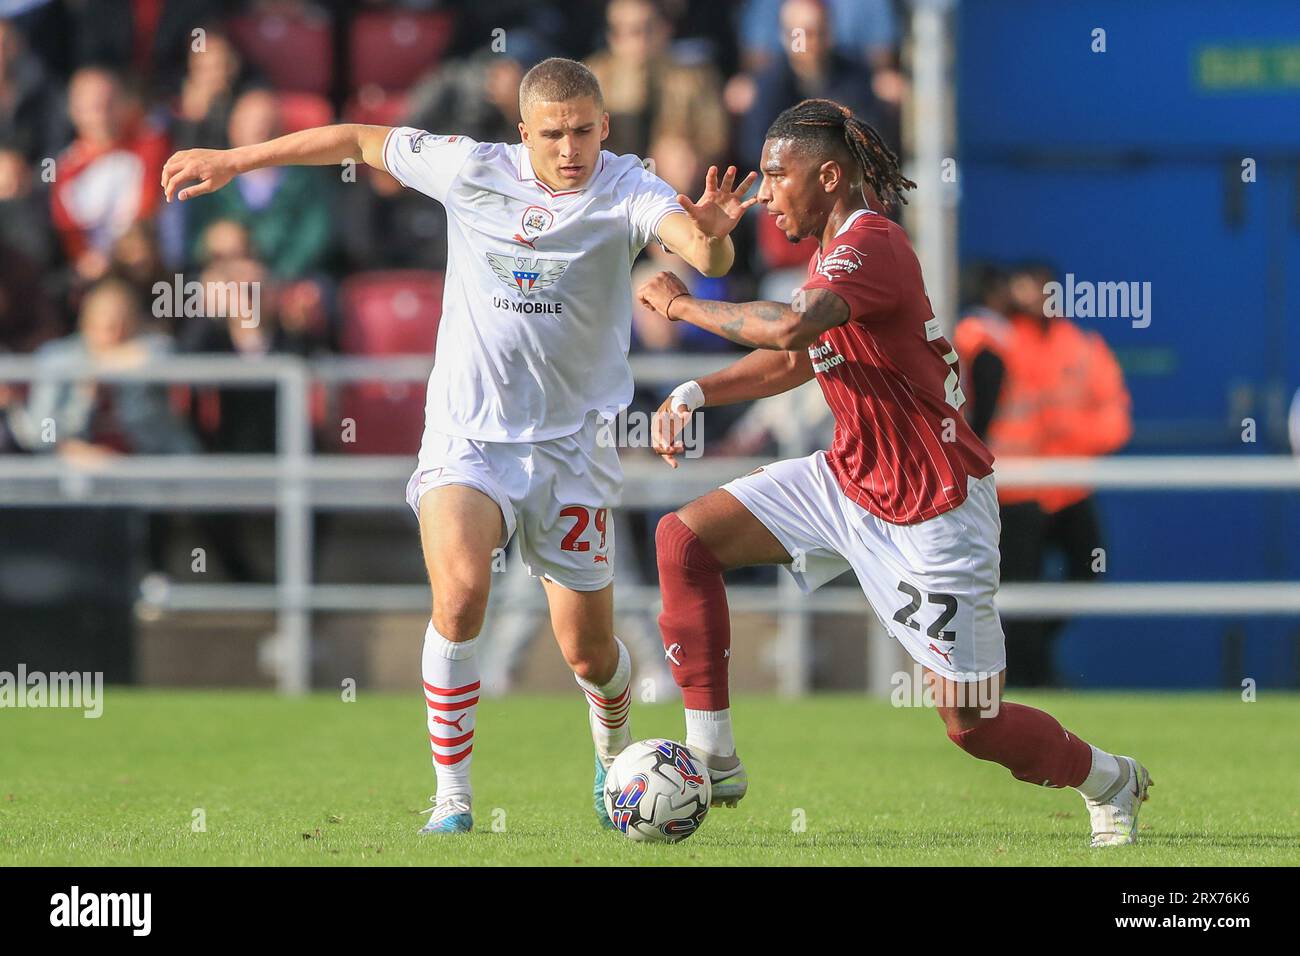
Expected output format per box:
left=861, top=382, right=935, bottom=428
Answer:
left=418, top=794, right=473, bottom=835
left=1084, top=755, right=1153, bottom=847
left=691, top=748, right=748, bottom=808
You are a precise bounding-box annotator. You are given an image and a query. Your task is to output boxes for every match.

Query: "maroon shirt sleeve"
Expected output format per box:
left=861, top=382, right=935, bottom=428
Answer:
left=799, top=222, right=898, bottom=323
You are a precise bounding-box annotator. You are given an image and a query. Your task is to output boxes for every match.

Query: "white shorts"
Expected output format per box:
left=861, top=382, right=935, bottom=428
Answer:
left=722, top=451, right=1006, bottom=682
left=405, top=411, right=622, bottom=591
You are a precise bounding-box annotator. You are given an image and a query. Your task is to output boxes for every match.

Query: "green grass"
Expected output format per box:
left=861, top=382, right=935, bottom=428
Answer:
left=2, top=689, right=1297, bottom=866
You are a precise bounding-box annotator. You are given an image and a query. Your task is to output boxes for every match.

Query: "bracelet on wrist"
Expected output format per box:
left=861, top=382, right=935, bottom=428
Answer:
left=665, top=291, right=690, bottom=321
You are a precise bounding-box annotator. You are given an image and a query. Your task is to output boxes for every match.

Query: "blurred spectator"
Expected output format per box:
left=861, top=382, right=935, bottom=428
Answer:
left=736, top=0, right=905, bottom=105
left=659, top=0, right=743, bottom=76
left=178, top=256, right=326, bottom=454
left=446, top=0, right=604, bottom=63
left=0, top=147, right=62, bottom=351
left=0, top=17, right=71, bottom=163
left=954, top=263, right=1133, bottom=688
left=734, top=0, right=893, bottom=162
left=183, top=89, right=331, bottom=279
left=106, top=219, right=169, bottom=326
left=70, top=0, right=223, bottom=99
left=0, top=239, right=61, bottom=352
left=956, top=262, right=1014, bottom=440
left=2, top=277, right=197, bottom=458
left=0, top=146, right=56, bottom=268
left=630, top=134, right=731, bottom=354
left=194, top=216, right=253, bottom=266
left=172, top=254, right=328, bottom=582
left=404, top=36, right=546, bottom=145
left=171, top=28, right=258, bottom=150
left=49, top=66, right=170, bottom=282
left=338, top=163, right=448, bottom=271
left=585, top=0, right=727, bottom=165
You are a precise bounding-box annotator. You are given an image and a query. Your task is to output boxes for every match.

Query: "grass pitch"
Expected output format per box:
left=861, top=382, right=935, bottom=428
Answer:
left=2, top=689, right=1297, bottom=866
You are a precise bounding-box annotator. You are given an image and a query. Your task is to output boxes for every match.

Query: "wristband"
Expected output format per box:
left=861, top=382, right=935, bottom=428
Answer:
left=668, top=380, right=706, bottom=413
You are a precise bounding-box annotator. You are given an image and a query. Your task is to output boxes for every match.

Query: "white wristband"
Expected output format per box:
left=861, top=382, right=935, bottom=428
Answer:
left=668, top=380, right=706, bottom=413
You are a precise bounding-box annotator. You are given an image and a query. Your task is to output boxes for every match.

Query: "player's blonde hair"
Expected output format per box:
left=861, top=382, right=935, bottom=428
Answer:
left=518, top=57, right=604, bottom=117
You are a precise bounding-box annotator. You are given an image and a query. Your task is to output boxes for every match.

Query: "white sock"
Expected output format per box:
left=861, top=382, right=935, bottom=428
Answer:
left=685, top=708, right=735, bottom=759
left=1075, top=744, right=1125, bottom=800
left=575, top=637, right=632, bottom=766
left=422, top=620, right=479, bottom=800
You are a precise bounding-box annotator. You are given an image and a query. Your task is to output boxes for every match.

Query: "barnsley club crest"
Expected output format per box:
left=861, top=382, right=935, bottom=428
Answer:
left=486, top=252, right=569, bottom=295
left=513, top=205, right=555, bottom=248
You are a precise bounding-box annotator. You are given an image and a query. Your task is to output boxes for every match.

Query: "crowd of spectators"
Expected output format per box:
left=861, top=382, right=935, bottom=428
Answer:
left=0, top=0, right=904, bottom=579
left=0, top=0, right=904, bottom=458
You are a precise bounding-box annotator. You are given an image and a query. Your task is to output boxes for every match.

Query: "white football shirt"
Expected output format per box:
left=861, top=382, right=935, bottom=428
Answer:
left=382, top=126, right=684, bottom=442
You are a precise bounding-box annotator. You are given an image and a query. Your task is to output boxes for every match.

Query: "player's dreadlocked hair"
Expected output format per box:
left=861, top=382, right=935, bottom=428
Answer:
left=766, top=99, right=916, bottom=207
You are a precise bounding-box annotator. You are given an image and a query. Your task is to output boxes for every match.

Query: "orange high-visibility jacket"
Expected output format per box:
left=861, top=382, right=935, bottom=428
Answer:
left=954, top=312, right=1132, bottom=512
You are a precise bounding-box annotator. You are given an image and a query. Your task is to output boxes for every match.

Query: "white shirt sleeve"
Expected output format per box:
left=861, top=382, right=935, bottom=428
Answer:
left=382, top=127, right=478, bottom=204
left=627, top=163, right=686, bottom=252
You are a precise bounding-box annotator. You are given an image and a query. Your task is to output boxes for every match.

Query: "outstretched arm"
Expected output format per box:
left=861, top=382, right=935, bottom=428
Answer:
left=656, top=165, right=758, bottom=278
left=696, top=348, right=815, bottom=406
left=161, top=124, right=392, bottom=202
left=636, top=270, right=850, bottom=350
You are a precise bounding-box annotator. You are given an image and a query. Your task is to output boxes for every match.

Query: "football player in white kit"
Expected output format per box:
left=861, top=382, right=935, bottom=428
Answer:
left=161, top=58, right=757, bottom=834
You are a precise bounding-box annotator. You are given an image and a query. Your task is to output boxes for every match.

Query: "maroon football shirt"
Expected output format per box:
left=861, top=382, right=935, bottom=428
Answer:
left=799, top=209, right=994, bottom=524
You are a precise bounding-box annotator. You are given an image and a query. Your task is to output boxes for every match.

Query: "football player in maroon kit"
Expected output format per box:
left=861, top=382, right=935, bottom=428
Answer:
left=635, top=99, right=1152, bottom=847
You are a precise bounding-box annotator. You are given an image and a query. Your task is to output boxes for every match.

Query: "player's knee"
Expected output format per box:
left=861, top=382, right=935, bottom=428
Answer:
left=655, top=513, right=685, bottom=569
left=939, top=704, right=989, bottom=738
left=655, top=511, right=721, bottom=574
left=565, top=649, right=603, bottom=684
left=559, top=637, right=617, bottom=684
left=430, top=588, right=489, bottom=641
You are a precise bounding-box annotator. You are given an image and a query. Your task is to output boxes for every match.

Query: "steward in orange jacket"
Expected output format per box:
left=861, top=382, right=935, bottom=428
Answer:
left=954, top=264, right=1132, bottom=686
left=955, top=309, right=1132, bottom=510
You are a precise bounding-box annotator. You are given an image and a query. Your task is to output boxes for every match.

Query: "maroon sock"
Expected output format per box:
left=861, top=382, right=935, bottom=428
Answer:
left=948, top=701, right=1094, bottom=789
left=655, top=513, right=730, bottom=711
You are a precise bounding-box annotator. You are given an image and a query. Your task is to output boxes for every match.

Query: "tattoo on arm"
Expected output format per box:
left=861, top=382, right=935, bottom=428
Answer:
left=693, top=299, right=791, bottom=349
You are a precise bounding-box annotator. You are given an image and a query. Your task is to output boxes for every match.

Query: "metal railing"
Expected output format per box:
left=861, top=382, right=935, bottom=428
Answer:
left=3, top=354, right=1299, bottom=693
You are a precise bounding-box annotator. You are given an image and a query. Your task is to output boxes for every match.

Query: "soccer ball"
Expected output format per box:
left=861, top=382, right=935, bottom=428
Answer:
left=603, top=739, right=711, bottom=843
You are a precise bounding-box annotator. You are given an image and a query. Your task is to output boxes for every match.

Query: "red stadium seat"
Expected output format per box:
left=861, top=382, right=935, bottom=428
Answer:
left=339, top=270, right=443, bottom=356
left=343, top=85, right=409, bottom=128
left=276, top=92, right=333, bottom=133
left=337, top=271, right=443, bottom=454
left=338, top=381, right=426, bottom=454
left=349, top=10, right=454, bottom=93
left=229, top=12, right=334, bottom=95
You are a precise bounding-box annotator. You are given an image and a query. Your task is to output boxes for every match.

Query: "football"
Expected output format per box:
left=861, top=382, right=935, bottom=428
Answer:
left=603, top=739, right=712, bottom=843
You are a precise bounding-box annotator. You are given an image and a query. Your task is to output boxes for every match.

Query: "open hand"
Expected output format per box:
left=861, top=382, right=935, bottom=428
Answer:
left=676, top=165, right=759, bottom=239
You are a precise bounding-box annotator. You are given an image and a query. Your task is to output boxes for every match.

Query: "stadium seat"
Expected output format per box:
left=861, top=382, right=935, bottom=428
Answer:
left=343, top=85, right=409, bottom=128
left=276, top=92, right=334, bottom=134
left=229, top=12, right=334, bottom=95
left=339, top=271, right=442, bottom=356
left=349, top=10, right=454, bottom=93
left=337, top=381, right=427, bottom=454
left=337, top=271, right=443, bottom=454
